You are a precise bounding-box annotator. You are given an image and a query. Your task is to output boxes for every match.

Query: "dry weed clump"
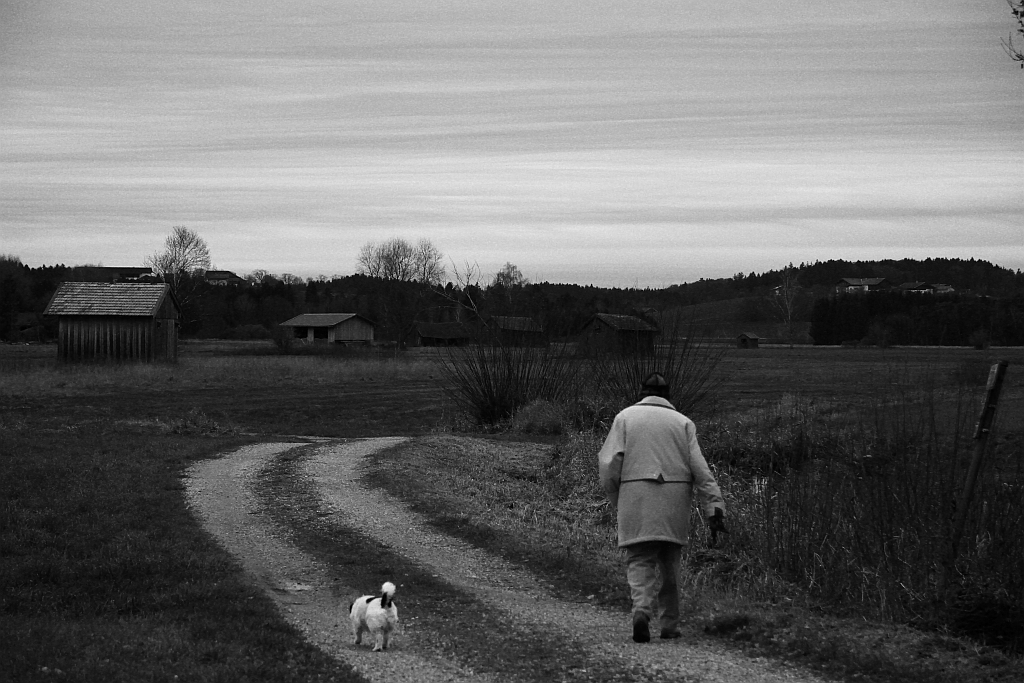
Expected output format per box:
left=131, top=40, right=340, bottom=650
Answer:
left=510, top=399, right=565, bottom=435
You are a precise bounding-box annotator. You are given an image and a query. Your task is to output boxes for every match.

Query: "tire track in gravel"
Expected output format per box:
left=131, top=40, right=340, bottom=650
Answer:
left=305, top=439, right=829, bottom=683
left=185, top=440, right=505, bottom=683
left=187, top=439, right=831, bottom=683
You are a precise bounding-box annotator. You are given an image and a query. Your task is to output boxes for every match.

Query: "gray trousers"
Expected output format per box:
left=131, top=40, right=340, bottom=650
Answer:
left=625, top=541, right=682, bottom=632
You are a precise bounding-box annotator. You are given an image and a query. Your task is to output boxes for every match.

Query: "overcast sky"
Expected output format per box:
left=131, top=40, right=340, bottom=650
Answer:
left=2, top=1, right=1022, bottom=287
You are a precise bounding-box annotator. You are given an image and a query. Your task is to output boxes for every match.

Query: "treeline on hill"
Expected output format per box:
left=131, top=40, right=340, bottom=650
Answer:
left=2, top=254, right=1023, bottom=345
left=810, top=292, right=1024, bottom=347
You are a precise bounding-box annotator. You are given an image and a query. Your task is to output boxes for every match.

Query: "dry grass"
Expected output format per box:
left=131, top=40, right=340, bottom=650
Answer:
left=0, top=345, right=440, bottom=398
left=3, top=341, right=1023, bottom=682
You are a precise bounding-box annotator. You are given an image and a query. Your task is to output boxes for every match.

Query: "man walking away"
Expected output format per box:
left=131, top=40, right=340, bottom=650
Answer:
left=598, top=372, right=726, bottom=642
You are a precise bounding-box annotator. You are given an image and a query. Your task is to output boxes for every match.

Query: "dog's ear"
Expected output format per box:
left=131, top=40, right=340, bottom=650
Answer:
left=380, top=581, right=396, bottom=608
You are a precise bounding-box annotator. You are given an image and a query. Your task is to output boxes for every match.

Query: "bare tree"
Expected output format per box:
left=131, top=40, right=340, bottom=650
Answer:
left=414, top=239, right=446, bottom=285
left=147, top=227, right=210, bottom=279
left=355, top=237, right=447, bottom=345
left=1005, top=0, right=1024, bottom=67
left=770, top=263, right=801, bottom=345
left=357, top=238, right=414, bottom=281
left=146, top=226, right=211, bottom=311
left=357, top=237, right=445, bottom=284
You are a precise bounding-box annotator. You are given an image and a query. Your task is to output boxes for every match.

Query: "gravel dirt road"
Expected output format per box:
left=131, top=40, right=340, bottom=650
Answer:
left=185, top=438, right=831, bottom=683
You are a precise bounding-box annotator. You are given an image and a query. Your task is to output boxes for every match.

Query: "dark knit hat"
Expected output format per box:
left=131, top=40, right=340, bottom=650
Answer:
left=640, top=372, right=670, bottom=398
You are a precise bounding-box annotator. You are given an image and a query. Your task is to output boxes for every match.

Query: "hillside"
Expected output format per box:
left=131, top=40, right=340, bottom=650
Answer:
left=2, top=256, right=1021, bottom=344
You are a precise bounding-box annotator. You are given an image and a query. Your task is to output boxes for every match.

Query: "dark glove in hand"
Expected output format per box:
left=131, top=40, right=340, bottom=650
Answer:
left=708, top=508, right=728, bottom=535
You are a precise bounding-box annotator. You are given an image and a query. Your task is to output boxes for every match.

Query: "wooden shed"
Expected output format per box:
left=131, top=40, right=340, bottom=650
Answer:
left=279, top=313, right=375, bottom=345
left=580, top=313, right=658, bottom=355
left=415, top=321, right=472, bottom=347
left=44, top=282, right=180, bottom=362
left=737, top=332, right=762, bottom=349
left=489, top=316, right=545, bottom=347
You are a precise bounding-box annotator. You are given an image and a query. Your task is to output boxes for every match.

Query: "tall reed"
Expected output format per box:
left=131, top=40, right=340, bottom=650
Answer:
left=703, top=368, right=1022, bottom=646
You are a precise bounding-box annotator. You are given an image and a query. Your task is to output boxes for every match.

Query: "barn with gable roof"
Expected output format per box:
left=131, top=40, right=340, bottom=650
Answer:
left=44, top=282, right=180, bottom=362
left=279, top=313, right=375, bottom=345
left=580, top=313, right=658, bottom=355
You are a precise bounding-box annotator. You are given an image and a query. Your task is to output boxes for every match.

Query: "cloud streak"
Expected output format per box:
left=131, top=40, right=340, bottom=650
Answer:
left=2, top=1, right=1022, bottom=286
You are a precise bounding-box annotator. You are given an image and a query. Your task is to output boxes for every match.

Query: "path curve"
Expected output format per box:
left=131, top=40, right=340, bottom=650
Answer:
left=186, top=438, right=829, bottom=683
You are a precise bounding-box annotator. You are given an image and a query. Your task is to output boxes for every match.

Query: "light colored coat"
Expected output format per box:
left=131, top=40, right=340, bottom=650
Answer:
left=598, top=396, right=724, bottom=547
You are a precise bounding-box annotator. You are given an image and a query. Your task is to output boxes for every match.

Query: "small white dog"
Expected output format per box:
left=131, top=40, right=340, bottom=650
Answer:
left=349, top=582, right=398, bottom=652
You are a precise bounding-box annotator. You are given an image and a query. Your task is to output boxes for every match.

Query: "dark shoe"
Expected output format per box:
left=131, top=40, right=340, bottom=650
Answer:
left=660, top=629, right=682, bottom=639
left=632, top=613, right=650, bottom=643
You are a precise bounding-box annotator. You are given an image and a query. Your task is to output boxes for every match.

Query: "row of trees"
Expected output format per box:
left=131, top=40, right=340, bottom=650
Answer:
left=809, top=292, right=1024, bottom=347
left=4, top=226, right=1024, bottom=345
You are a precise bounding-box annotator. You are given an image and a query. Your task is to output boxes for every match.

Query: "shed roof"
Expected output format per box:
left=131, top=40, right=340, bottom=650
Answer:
left=591, top=313, right=657, bottom=332
left=416, top=322, right=472, bottom=339
left=838, top=277, right=888, bottom=286
left=738, top=332, right=762, bottom=339
left=279, top=313, right=371, bottom=328
left=205, top=270, right=242, bottom=280
left=69, top=266, right=154, bottom=282
left=44, top=282, right=177, bottom=317
left=492, top=316, right=542, bottom=332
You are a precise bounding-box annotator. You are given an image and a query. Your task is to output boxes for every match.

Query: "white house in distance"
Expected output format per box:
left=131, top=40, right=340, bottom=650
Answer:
left=279, top=313, right=375, bottom=345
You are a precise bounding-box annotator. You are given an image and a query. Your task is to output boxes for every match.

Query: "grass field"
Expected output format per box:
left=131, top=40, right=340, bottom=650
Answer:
left=2, top=340, right=1023, bottom=682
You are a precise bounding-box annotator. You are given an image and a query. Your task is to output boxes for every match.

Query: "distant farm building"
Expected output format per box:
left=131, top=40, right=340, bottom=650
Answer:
left=580, top=313, right=658, bottom=355
left=736, top=332, right=762, bottom=349
left=44, top=282, right=180, bottom=362
left=898, top=281, right=955, bottom=295
left=489, top=316, right=545, bottom=346
left=67, top=266, right=154, bottom=283
left=279, top=313, right=375, bottom=345
left=899, top=281, right=934, bottom=294
left=836, top=278, right=890, bottom=294
left=205, top=270, right=245, bottom=286
left=415, top=321, right=472, bottom=347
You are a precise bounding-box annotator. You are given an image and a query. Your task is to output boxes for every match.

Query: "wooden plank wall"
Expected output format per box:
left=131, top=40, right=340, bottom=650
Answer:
left=332, top=317, right=374, bottom=342
left=57, top=316, right=154, bottom=362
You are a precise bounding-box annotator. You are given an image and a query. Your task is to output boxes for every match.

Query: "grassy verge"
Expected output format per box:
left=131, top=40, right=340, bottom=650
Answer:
left=0, top=413, right=363, bottom=683
left=360, top=433, right=1024, bottom=683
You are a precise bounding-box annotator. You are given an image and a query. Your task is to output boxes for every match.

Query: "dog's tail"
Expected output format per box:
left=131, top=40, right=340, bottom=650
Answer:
left=380, top=582, right=396, bottom=608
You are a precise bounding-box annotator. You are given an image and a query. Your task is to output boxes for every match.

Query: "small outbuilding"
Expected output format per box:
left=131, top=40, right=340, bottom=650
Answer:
left=736, top=332, right=762, bottom=349
left=415, top=321, right=472, bottom=347
left=44, top=282, right=180, bottom=362
left=279, top=313, right=375, bottom=345
left=898, top=281, right=933, bottom=294
left=489, top=316, right=545, bottom=347
left=580, top=313, right=658, bottom=355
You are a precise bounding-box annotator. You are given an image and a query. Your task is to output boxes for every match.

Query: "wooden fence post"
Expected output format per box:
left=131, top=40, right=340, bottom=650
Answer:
left=945, top=360, right=1008, bottom=594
